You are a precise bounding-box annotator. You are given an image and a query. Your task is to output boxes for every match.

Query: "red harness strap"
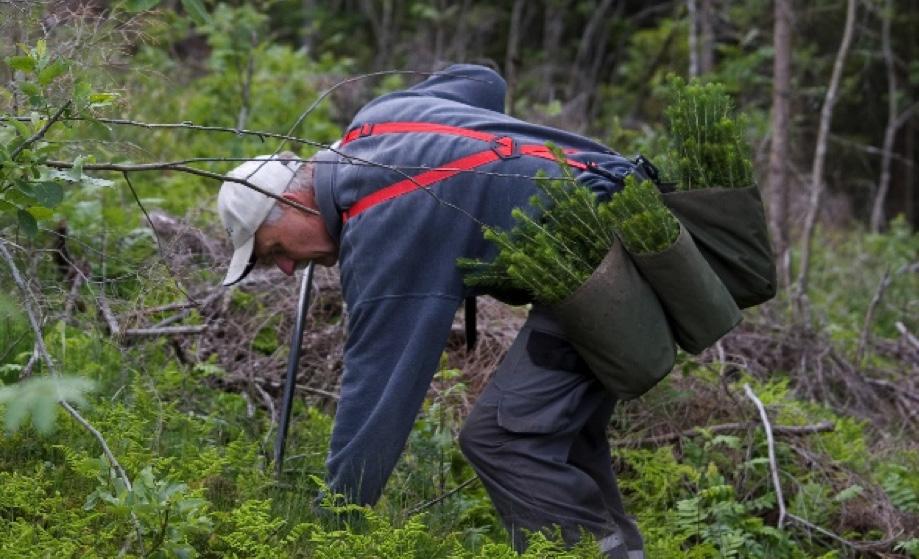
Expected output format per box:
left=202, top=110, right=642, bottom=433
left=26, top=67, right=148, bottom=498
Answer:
left=339, top=121, right=587, bottom=223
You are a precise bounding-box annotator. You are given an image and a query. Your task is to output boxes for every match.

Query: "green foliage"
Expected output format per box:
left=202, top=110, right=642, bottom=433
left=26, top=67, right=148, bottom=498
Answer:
left=661, top=76, right=755, bottom=190
left=460, top=161, right=615, bottom=304
left=460, top=77, right=757, bottom=301
left=1, top=39, right=117, bottom=238
left=459, top=164, right=679, bottom=303
left=1, top=6, right=916, bottom=559
left=879, top=463, right=919, bottom=514
left=600, top=175, right=680, bottom=254
left=0, top=375, right=95, bottom=434
left=84, top=463, right=212, bottom=558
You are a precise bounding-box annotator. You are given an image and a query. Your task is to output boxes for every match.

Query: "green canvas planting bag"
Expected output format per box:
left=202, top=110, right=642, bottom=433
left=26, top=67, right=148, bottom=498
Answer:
left=630, top=224, right=743, bottom=354
left=661, top=185, right=776, bottom=309
left=551, top=238, right=676, bottom=400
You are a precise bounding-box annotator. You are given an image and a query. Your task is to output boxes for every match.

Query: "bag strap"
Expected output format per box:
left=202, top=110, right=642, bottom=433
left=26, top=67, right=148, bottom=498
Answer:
left=338, top=121, right=587, bottom=223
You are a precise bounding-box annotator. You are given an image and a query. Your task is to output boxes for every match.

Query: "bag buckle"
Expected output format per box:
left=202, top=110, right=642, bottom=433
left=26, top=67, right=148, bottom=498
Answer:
left=358, top=123, right=374, bottom=138
left=490, top=136, right=519, bottom=159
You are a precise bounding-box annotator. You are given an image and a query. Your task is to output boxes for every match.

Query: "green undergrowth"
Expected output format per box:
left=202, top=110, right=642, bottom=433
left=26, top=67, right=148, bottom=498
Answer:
left=2, top=265, right=918, bottom=558
left=2, top=8, right=917, bottom=557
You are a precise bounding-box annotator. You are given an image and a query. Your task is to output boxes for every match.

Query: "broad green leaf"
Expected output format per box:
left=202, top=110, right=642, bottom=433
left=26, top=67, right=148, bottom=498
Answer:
left=18, top=82, right=39, bottom=97
left=5, top=116, right=32, bottom=138
left=89, top=91, right=118, bottom=108
left=122, top=0, right=161, bottom=11
left=0, top=376, right=95, bottom=434
left=17, top=208, right=37, bottom=236
left=181, top=0, right=211, bottom=25
left=37, top=60, right=67, bottom=86
left=32, top=181, right=63, bottom=207
left=16, top=181, right=35, bottom=196
left=28, top=206, right=54, bottom=220
left=70, top=155, right=84, bottom=180
left=72, top=79, right=92, bottom=105
left=35, top=40, right=47, bottom=59
left=6, top=55, right=35, bottom=73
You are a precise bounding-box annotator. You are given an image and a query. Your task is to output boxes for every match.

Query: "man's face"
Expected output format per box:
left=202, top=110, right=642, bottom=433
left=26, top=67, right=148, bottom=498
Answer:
left=252, top=190, right=338, bottom=275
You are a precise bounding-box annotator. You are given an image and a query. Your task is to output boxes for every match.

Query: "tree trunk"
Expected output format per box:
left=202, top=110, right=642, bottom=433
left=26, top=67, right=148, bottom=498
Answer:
left=361, top=0, right=396, bottom=69
left=541, top=0, right=568, bottom=103
left=795, top=0, right=857, bottom=303
left=505, top=0, right=526, bottom=116
left=566, top=0, right=615, bottom=128
left=449, top=0, right=472, bottom=61
left=870, top=0, right=898, bottom=232
left=699, top=0, right=715, bottom=74
left=768, top=0, right=792, bottom=286
left=568, top=0, right=615, bottom=93
left=687, top=0, right=699, bottom=77
left=302, top=0, right=316, bottom=53
left=906, top=117, right=916, bottom=227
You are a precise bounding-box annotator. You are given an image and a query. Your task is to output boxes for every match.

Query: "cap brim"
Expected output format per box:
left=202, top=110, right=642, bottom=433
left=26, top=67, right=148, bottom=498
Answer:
left=222, top=235, right=257, bottom=286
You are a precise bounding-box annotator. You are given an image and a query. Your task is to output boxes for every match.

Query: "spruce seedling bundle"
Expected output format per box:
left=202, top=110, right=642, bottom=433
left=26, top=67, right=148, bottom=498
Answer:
left=460, top=77, right=760, bottom=305
left=664, top=76, right=754, bottom=190
left=459, top=159, right=679, bottom=305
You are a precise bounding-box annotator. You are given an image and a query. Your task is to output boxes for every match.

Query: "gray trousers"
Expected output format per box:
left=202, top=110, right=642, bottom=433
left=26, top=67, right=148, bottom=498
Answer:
left=458, top=308, right=644, bottom=559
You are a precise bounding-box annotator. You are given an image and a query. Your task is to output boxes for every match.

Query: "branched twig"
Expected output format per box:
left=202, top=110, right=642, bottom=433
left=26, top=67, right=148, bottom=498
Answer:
left=97, top=291, right=122, bottom=337
left=123, top=171, right=164, bottom=252
left=405, top=475, right=479, bottom=516
left=743, top=383, right=786, bottom=528
left=122, top=325, right=208, bottom=337
left=0, top=238, right=129, bottom=482
left=20, top=340, right=41, bottom=379
left=895, top=321, right=919, bottom=352
left=786, top=512, right=903, bottom=552
left=0, top=237, right=144, bottom=551
left=10, top=101, right=71, bottom=159
left=855, top=267, right=891, bottom=366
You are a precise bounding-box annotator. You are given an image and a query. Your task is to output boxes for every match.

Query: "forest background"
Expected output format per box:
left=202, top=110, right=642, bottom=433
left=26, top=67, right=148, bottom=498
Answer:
left=0, top=0, right=918, bottom=557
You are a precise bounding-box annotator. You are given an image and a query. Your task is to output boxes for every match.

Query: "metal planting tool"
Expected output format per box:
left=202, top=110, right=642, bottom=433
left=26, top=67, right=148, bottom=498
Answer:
left=274, top=261, right=315, bottom=479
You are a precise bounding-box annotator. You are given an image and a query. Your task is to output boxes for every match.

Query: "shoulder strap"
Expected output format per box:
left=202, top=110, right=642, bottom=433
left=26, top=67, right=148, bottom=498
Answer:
left=339, top=121, right=587, bottom=223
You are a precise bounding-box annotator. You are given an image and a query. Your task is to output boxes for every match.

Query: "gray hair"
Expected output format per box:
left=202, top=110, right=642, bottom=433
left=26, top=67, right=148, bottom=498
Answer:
left=264, top=155, right=314, bottom=225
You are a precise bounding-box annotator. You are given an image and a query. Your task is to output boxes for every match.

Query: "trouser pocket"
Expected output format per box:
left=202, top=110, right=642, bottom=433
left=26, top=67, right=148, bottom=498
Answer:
left=494, top=328, right=595, bottom=435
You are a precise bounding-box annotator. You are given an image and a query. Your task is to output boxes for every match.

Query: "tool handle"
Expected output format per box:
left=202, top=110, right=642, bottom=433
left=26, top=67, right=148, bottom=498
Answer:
left=274, top=262, right=314, bottom=479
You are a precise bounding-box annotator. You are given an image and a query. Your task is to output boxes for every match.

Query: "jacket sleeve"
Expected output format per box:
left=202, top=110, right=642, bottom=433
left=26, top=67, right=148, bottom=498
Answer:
left=325, top=293, right=461, bottom=505
left=408, top=63, right=507, bottom=114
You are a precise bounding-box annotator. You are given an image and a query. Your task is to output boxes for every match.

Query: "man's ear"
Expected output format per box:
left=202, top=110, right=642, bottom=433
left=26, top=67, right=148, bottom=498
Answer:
left=281, top=190, right=310, bottom=205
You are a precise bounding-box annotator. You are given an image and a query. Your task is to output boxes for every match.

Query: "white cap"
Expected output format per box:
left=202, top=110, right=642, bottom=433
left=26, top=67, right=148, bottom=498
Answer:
left=217, top=155, right=301, bottom=286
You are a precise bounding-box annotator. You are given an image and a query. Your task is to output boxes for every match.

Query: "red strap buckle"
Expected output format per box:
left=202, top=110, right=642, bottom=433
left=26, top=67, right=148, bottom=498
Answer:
left=490, top=136, right=518, bottom=159
left=358, top=123, right=374, bottom=138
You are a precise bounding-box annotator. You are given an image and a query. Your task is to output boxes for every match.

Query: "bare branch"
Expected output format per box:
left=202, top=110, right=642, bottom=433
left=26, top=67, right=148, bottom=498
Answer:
left=0, top=238, right=134, bottom=491
left=795, top=0, right=857, bottom=303
left=786, top=513, right=903, bottom=552
left=97, top=292, right=121, bottom=338
left=855, top=267, right=892, bottom=365
left=895, top=321, right=919, bottom=351
left=122, top=325, right=208, bottom=337
left=405, top=475, right=479, bottom=516
left=744, top=383, right=786, bottom=529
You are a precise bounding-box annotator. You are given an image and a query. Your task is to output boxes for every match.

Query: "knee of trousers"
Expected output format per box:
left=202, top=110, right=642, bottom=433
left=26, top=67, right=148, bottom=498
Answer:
left=457, top=405, right=498, bottom=465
